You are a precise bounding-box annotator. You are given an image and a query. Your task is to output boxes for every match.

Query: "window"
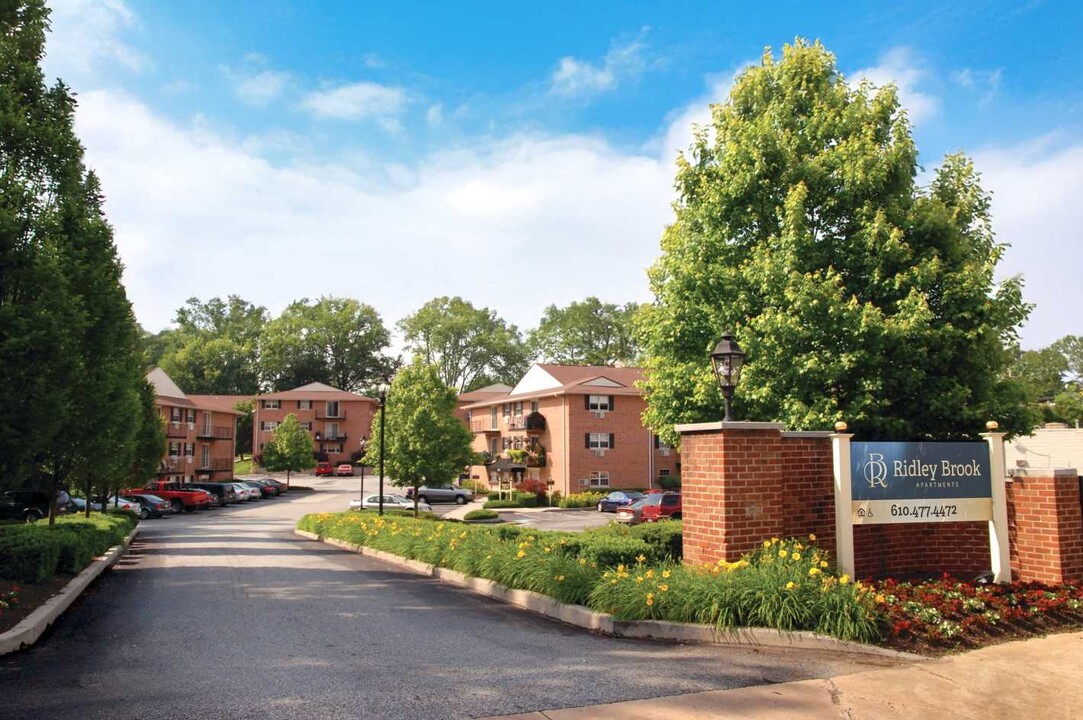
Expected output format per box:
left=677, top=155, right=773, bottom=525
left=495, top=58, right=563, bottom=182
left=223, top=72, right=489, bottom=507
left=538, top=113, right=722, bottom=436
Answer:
left=262, top=400, right=280, bottom=410
left=502, top=437, right=511, bottom=450
left=326, top=423, right=340, bottom=439
left=586, top=395, right=614, bottom=412
left=466, top=410, right=472, bottom=422
left=325, top=445, right=342, bottom=454
left=489, top=407, right=498, bottom=428
left=325, top=401, right=340, bottom=418
left=260, top=421, right=278, bottom=432
left=184, top=443, right=195, bottom=457
left=589, top=471, right=610, bottom=488
left=489, top=439, right=498, bottom=454
left=530, top=401, right=539, bottom=413
left=170, top=407, right=182, bottom=422
left=585, top=433, right=614, bottom=450
left=659, top=469, right=671, bottom=477
left=513, top=436, right=522, bottom=450
left=298, top=400, right=312, bottom=410
left=186, top=409, right=196, bottom=423
left=502, top=404, right=510, bottom=417
left=514, top=401, right=523, bottom=417
left=200, top=445, right=210, bottom=467
left=168, top=442, right=180, bottom=457
left=300, top=421, right=312, bottom=431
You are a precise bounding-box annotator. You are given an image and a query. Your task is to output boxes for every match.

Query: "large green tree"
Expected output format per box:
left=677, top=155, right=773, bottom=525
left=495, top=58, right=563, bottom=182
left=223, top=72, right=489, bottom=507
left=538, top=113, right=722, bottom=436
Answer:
left=261, top=296, right=393, bottom=392
left=262, top=413, right=315, bottom=487
left=399, top=296, right=531, bottom=393
left=155, top=295, right=267, bottom=394
left=641, top=40, right=1033, bottom=445
left=529, top=297, right=642, bottom=366
left=363, top=360, right=474, bottom=512
left=0, top=1, right=152, bottom=511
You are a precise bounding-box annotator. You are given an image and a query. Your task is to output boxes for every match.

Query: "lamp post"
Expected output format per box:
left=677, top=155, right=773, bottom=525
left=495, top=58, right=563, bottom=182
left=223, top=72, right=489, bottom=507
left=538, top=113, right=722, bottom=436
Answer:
left=710, top=332, right=746, bottom=422
left=376, top=380, right=389, bottom=516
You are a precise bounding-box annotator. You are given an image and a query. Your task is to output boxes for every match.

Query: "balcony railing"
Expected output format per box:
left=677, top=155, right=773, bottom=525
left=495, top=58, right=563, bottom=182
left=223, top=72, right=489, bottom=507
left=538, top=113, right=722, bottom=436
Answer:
left=197, top=426, right=235, bottom=440
left=315, top=410, right=347, bottom=419
left=470, top=419, right=501, bottom=433
left=197, top=458, right=233, bottom=472
left=506, top=412, right=546, bottom=432
left=314, top=433, right=348, bottom=442
left=165, top=422, right=188, bottom=438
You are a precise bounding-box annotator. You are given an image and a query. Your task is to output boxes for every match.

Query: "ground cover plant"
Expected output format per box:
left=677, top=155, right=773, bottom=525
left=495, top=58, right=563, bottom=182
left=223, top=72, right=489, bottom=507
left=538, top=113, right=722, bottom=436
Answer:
left=0, top=513, right=137, bottom=583
left=558, top=492, right=606, bottom=509
left=874, top=575, right=1083, bottom=654
left=298, top=513, right=882, bottom=642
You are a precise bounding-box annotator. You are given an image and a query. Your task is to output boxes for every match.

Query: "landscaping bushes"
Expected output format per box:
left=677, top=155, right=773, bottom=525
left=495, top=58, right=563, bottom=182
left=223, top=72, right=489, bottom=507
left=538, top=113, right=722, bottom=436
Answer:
left=0, top=514, right=136, bottom=583
left=298, top=513, right=882, bottom=642
left=558, top=492, right=606, bottom=509
left=463, top=509, right=499, bottom=521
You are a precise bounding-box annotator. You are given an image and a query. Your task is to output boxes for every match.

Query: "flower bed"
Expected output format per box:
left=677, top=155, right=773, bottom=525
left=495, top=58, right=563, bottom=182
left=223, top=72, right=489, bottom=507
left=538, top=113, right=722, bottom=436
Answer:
left=297, top=513, right=881, bottom=643
left=875, top=575, right=1083, bottom=654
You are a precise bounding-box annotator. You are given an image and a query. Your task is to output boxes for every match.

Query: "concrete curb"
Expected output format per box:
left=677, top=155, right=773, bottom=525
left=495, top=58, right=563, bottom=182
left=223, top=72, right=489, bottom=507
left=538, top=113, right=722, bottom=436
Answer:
left=295, top=529, right=920, bottom=661
left=0, top=524, right=140, bottom=656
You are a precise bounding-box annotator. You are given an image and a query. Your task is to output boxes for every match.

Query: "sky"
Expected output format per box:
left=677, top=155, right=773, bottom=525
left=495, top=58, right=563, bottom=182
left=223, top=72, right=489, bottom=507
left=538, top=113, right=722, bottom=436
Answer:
left=42, top=0, right=1081, bottom=350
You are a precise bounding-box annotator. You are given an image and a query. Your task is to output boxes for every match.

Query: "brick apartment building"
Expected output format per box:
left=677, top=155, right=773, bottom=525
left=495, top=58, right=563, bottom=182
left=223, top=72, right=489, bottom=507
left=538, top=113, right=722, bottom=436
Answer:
left=461, top=364, right=679, bottom=496
left=146, top=368, right=240, bottom=483
left=252, top=382, right=377, bottom=465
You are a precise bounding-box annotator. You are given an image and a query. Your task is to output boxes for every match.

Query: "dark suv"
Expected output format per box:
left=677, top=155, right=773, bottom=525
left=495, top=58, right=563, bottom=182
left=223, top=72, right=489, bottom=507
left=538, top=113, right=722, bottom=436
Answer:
left=0, top=489, right=51, bottom=523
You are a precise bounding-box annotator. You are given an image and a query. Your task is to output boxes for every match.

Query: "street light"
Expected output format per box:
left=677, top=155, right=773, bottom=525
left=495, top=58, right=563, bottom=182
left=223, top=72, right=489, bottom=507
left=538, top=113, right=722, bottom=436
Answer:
left=710, top=332, right=746, bottom=422
left=376, top=380, right=390, bottom=516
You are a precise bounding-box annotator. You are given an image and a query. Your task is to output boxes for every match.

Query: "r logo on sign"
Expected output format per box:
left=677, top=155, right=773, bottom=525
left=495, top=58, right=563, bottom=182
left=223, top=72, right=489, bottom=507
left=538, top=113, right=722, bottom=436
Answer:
left=863, top=452, right=888, bottom=489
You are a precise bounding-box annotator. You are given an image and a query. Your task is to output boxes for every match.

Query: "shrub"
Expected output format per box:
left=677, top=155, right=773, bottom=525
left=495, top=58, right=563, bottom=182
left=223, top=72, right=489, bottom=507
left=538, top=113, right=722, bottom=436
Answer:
left=0, top=527, right=61, bottom=582
left=513, top=492, right=538, bottom=508
left=657, top=474, right=681, bottom=491
left=514, top=478, right=548, bottom=499
left=483, top=499, right=521, bottom=509
left=559, top=492, right=606, bottom=509
left=508, top=449, right=529, bottom=463
left=460, top=480, right=490, bottom=496
left=464, top=509, right=499, bottom=521
left=0, top=514, right=136, bottom=583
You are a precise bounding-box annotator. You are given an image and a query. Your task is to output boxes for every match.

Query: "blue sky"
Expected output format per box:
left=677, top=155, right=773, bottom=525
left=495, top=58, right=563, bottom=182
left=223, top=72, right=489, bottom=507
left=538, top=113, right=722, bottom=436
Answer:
left=43, top=1, right=1081, bottom=349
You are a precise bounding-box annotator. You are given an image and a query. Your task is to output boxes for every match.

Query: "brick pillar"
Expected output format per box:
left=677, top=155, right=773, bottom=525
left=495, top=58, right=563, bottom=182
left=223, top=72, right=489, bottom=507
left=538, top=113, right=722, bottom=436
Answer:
left=1008, top=468, right=1083, bottom=583
left=678, top=422, right=787, bottom=566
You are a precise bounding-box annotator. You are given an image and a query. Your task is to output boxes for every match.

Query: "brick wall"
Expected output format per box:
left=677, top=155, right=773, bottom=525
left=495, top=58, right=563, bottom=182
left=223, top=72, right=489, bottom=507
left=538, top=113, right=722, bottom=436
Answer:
left=680, top=423, right=1083, bottom=583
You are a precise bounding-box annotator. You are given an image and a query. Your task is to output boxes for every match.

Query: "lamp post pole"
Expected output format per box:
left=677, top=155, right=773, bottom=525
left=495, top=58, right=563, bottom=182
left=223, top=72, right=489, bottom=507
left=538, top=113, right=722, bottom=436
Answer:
left=378, top=385, right=387, bottom=516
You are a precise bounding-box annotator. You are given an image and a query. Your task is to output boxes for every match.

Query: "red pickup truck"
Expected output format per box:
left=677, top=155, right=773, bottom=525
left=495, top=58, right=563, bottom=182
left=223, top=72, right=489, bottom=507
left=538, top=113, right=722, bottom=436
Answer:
left=137, top=481, right=213, bottom=513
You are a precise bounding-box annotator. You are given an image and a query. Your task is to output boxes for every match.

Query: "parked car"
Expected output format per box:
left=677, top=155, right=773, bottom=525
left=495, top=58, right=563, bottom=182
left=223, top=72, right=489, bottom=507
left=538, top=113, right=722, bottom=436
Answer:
left=336, top=464, right=355, bottom=477
left=349, top=494, right=431, bottom=513
left=240, top=480, right=273, bottom=498
left=189, top=482, right=238, bottom=506
left=255, top=477, right=287, bottom=494
left=597, top=490, right=645, bottom=513
left=248, top=479, right=280, bottom=496
left=230, top=482, right=259, bottom=501
left=89, top=495, right=143, bottom=513
left=404, top=485, right=474, bottom=505
left=121, top=492, right=172, bottom=519
left=0, top=489, right=51, bottom=523
left=314, top=461, right=334, bottom=477
left=136, top=481, right=213, bottom=513
left=617, top=492, right=681, bottom=524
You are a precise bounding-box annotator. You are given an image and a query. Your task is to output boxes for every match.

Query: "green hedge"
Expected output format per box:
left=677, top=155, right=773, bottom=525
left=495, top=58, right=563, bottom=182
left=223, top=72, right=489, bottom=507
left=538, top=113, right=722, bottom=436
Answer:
left=464, top=509, right=499, bottom=521
left=0, top=514, right=137, bottom=583
left=297, top=513, right=883, bottom=643
left=558, top=492, right=606, bottom=509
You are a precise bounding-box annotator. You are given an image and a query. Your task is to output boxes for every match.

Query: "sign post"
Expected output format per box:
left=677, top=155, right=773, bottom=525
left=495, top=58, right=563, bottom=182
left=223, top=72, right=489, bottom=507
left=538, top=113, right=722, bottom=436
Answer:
left=832, top=424, right=855, bottom=578
left=983, top=427, right=1011, bottom=583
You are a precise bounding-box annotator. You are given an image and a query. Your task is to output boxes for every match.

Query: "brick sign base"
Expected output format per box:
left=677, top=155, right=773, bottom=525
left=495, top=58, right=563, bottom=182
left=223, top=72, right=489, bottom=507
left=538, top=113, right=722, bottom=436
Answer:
left=676, top=422, right=1083, bottom=583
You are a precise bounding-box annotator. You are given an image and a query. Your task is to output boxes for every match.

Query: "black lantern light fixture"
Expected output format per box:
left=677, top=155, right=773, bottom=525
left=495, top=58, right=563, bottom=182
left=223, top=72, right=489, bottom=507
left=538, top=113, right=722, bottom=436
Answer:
left=710, top=332, right=746, bottom=422
left=376, top=379, right=390, bottom=516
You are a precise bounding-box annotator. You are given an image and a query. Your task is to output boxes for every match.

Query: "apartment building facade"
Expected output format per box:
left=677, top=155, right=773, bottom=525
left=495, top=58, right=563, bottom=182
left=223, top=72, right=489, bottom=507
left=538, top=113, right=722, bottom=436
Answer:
left=147, top=368, right=240, bottom=483
left=461, top=365, right=679, bottom=496
left=252, top=382, right=377, bottom=465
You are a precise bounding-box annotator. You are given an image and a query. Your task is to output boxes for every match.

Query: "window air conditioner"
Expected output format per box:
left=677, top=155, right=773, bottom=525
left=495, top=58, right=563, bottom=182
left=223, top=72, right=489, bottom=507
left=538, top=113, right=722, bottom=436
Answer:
left=660, top=448, right=670, bottom=456
left=579, top=478, right=589, bottom=487
left=593, top=448, right=606, bottom=457
left=594, top=411, right=605, bottom=419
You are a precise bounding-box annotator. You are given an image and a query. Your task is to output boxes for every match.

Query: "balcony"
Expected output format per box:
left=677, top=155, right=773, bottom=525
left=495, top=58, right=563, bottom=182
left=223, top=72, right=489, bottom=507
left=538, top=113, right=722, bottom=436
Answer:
left=165, top=422, right=188, bottom=438
left=197, top=426, right=235, bottom=440
left=471, top=419, right=501, bottom=434
left=314, top=432, right=348, bottom=443
left=507, top=412, right=546, bottom=433
left=315, top=409, right=347, bottom=420
left=158, top=457, right=182, bottom=474
left=198, top=458, right=233, bottom=472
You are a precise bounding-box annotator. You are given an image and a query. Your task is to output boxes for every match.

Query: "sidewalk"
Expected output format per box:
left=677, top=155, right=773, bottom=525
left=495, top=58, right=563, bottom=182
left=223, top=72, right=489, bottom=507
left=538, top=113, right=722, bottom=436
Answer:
left=484, top=630, right=1083, bottom=720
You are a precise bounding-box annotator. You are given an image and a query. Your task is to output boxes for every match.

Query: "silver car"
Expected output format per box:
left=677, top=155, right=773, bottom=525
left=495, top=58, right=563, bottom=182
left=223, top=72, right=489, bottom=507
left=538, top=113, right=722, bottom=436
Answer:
left=349, top=494, right=431, bottom=513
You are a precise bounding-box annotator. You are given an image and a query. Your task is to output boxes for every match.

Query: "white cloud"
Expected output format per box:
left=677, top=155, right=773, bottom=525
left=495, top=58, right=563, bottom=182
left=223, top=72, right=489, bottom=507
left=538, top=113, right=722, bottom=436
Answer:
left=550, top=36, right=649, bottom=99
left=852, top=47, right=939, bottom=124
left=42, top=0, right=144, bottom=83
left=363, top=53, right=386, bottom=69
left=972, top=138, right=1083, bottom=349
left=300, top=82, right=406, bottom=121
left=234, top=69, right=291, bottom=106
left=427, top=103, right=444, bottom=128
left=73, top=90, right=675, bottom=335
left=950, top=68, right=1002, bottom=103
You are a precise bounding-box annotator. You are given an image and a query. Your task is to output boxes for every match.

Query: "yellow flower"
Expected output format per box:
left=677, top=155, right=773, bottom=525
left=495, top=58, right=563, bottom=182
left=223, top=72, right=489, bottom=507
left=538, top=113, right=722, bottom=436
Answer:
left=820, top=561, right=828, bottom=568
left=771, top=537, right=779, bottom=544
left=556, top=575, right=565, bottom=581
left=809, top=567, right=821, bottom=576
left=579, top=558, right=587, bottom=565
left=778, top=549, right=787, bottom=558
left=808, top=533, right=816, bottom=542
left=658, top=583, right=669, bottom=592
left=839, top=574, right=850, bottom=585
left=875, top=594, right=886, bottom=604
left=792, top=552, right=801, bottom=561
left=636, top=554, right=647, bottom=563
left=646, top=597, right=654, bottom=606
left=645, top=569, right=655, bottom=578
left=763, top=540, right=771, bottom=548
left=636, top=576, right=644, bottom=583
left=795, top=543, right=804, bottom=551
left=662, top=570, right=671, bottom=579
left=516, top=550, right=526, bottom=558
left=617, top=564, right=625, bottom=573
left=786, top=581, right=796, bottom=590
left=603, top=571, right=610, bottom=578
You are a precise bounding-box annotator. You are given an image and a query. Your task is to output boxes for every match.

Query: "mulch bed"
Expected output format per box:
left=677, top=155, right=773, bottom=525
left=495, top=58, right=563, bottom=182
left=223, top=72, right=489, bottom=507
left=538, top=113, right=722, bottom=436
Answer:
left=0, top=576, right=73, bottom=635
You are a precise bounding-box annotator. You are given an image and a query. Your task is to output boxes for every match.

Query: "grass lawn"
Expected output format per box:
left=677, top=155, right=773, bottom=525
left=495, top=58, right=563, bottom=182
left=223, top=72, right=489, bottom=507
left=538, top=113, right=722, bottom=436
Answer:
left=234, top=457, right=253, bottom=475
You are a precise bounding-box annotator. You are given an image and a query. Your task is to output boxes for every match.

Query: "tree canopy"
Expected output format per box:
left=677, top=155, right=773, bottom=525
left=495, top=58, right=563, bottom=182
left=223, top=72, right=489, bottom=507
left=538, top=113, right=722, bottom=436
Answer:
left=529, top=297, right=641, bottom=366
left=262, top=413, right=315, bottom=486
left=260, top=296, right=394, bottom=392
left=640, top=40, right=1033, bottom=445
left=399, top=296, right=531, bottom=393
left=363, top=361, right=474, bottom=506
